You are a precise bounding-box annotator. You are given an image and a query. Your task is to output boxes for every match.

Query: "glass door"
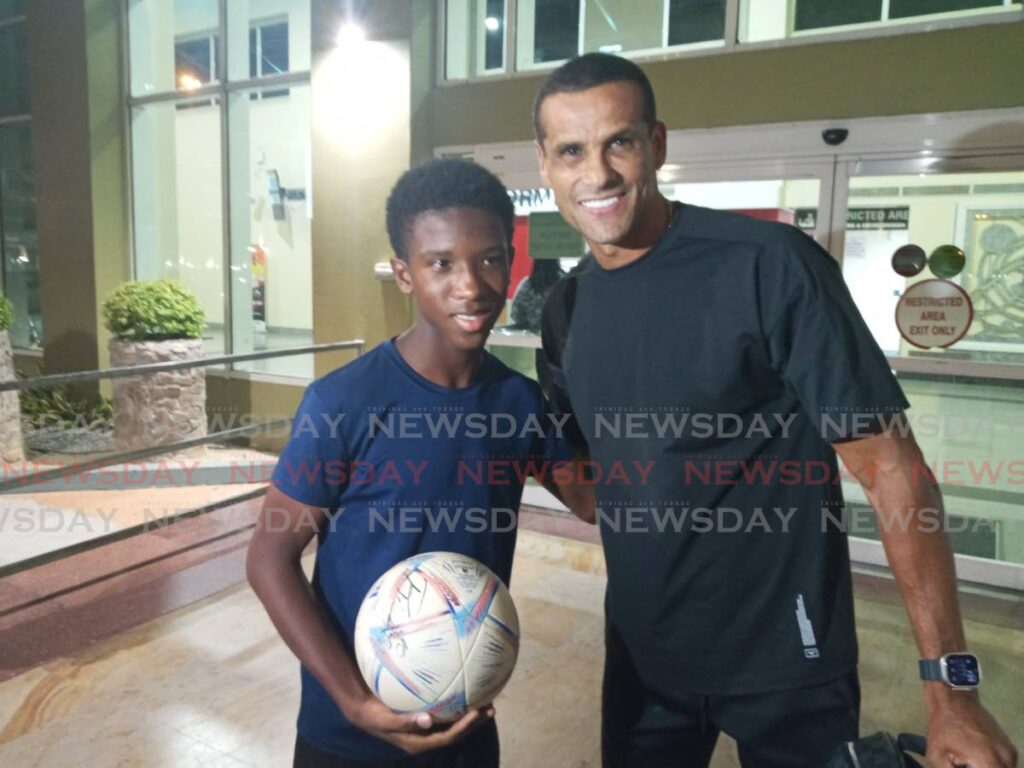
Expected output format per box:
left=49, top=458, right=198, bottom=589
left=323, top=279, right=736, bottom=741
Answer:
left=836, top=153, right=1024, bottom=588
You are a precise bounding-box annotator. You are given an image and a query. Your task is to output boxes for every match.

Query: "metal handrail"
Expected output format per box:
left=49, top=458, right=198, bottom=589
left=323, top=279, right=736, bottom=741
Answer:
left=0, top=420, right=290, bottom=495
left=0, top=339, right=366, bottom=393
left=0, top=339, right=366, bottom=494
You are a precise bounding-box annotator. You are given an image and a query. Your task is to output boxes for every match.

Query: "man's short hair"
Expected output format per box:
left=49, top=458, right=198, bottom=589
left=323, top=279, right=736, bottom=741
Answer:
left=533, top=53, right=657, bottom=143
left=385, top=158, right=515, bottom=262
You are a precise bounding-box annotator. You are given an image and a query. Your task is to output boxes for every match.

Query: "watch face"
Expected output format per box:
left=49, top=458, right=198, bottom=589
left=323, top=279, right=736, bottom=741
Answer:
left=945, top=654, right=980, bottom=687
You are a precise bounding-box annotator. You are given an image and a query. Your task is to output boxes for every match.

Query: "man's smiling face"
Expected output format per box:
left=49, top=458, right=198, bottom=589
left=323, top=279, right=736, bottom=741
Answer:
left=535, top=80, right=667, bottom=257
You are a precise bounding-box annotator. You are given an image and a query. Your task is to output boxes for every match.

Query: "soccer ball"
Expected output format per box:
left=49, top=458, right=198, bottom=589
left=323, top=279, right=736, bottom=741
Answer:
left=353, top=551, right=520, bottom=721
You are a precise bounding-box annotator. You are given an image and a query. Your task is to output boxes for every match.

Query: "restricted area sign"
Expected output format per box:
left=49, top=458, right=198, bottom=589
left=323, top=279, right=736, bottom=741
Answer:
left=895, top=279, right=973, bottom=349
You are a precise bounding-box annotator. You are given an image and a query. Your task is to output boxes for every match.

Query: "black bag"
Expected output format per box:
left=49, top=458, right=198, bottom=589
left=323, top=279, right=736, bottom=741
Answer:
left=827, top=732, right=928, bottom=768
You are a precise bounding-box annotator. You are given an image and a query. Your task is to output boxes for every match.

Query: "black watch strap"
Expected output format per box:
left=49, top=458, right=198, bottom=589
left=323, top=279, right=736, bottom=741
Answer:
left=919, top=658, right=944, bottom=682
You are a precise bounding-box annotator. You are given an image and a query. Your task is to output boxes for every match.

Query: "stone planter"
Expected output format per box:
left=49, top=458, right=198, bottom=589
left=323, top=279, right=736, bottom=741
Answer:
left=0, top=329, right=24, bottom=463
left=109, top=338, right=207, bottom=456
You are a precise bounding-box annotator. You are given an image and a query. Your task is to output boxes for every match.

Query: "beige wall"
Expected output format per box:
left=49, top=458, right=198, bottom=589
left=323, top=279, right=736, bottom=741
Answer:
left=428, top=20, right=1024, bottom=147
left=307, top=0, right=425, bottom=378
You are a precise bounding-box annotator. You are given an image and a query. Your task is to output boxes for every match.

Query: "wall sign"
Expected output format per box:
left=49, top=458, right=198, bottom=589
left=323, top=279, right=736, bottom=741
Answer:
left=796, top=206, right=910, bottom=231
left=895, top=279, right=973, bottom=349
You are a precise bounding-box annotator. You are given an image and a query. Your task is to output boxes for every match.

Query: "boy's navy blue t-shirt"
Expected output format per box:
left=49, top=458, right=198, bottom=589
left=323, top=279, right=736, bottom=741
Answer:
left=269, top=339, right=573, bottom=761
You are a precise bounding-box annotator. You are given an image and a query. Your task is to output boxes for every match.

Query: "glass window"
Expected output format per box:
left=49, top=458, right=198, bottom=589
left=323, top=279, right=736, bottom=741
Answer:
left=583, top=0, right=725, bottom=53
left=513, top=0, right=725, bottom=72
left=130, top=98, right=223, bottom=356
left=445, top=0, right=507, bottom=79
left=516, top=0, right=580, bottom=69
left=0, top=122, right=40, bottom=348
left=838, top=165, right=1024, bottom=567
left=0, top=21, right=29, bottom=117
left=228, top=0, right=310, bottom=82
left=250, top=20, right=289, bottom=78
left=174, top=33, right=217, bottom=90
left=794, top=0, right=882, bottom=31
left=128, top=0, right=313, bottom=375
left=741, top=0, right=1020, bottom=42
left=889, top=0, right=1011, bottom=18
left=583, top=0, right=664, bottom=54
left=0, top=1, right=25, bottom=17
left=227, top=84, right=313, bottom=378
left=248, top=20, right=290, bottom=99
left=668, top=0, right=727, bottom=45
left=839, top=168, right=1024, bottom=361
left=128, top=0, right=220, bottom=96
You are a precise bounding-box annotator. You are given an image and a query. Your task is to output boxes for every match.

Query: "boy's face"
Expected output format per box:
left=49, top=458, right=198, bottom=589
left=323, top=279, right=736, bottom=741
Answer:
left=391, top=207, right=511, bottom=352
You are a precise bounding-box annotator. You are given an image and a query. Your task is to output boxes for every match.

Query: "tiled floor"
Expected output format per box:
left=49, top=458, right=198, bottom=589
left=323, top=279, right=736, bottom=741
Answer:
left=0, top=521, right=1021, bottom=767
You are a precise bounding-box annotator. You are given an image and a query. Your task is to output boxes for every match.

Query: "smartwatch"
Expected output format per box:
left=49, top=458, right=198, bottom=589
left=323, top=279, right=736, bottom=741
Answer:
left=919, top=653, right=981, bottom=690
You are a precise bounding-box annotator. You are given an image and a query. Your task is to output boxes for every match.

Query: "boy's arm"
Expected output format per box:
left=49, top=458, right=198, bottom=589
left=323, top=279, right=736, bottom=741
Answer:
left=833, top=422, right=1017, bottom=768
left=538, top=457, right=595, bottom=523
left=246, top=485, right=491, bottom=754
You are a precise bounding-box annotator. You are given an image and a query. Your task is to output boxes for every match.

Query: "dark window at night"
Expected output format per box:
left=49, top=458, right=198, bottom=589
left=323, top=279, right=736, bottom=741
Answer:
left=174, top=35, right=216, bottom=88
left=250, top=20, right=290, bottom=99
left=794, top=0, right=883, bottom=30
left=667, top=0, right=726, bottom=45
left=533, top=0, right=579, bottom=63
left=0, top=1, right=25, bottom=16
left=890, top=0, right=1007, bottom=18
left=484, top=0, right=504, bottom=70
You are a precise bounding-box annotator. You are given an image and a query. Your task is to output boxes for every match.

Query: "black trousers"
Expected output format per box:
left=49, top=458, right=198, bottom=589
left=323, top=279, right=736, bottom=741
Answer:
left=293, top=719, right=499, bottom=768
left=602, top=623, right=860, bottom=768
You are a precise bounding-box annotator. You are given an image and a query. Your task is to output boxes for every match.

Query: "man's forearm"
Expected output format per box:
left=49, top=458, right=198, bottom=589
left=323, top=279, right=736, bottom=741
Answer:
left=835, top=433, right=966, bottom=662
left=837, top=429, right=1018, bottom=767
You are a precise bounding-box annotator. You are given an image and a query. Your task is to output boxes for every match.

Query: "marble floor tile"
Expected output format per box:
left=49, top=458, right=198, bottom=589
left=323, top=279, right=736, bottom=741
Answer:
left=0, top=530, right=1020, bottom=768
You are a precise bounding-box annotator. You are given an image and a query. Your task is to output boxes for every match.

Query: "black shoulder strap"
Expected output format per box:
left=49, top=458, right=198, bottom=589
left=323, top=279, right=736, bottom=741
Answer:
left=535, top=256, right=593, bottom=454
left=536, top=256, right=589, bottom=413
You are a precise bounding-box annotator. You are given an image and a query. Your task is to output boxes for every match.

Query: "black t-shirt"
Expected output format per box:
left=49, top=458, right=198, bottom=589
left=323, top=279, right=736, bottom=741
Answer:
left=539, top=203, right=909, bottom=697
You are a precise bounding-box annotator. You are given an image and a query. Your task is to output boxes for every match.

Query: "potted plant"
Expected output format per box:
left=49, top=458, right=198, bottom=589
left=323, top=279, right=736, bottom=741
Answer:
left=102, top=279, right=207, bottom=454
left=0, top=292, right=24, bottom=463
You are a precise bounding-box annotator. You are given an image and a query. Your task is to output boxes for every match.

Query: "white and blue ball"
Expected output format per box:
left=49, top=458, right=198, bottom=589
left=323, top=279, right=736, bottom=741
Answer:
left=353, top=551, right=520, bottom=721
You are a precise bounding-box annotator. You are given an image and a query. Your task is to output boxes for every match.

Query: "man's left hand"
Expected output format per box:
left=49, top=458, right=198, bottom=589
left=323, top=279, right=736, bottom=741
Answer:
left=925, top=690, right=1017, bottom=768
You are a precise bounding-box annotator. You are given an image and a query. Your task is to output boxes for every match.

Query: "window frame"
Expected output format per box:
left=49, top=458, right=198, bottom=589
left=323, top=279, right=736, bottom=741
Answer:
left=438, top=0, right=1021, bottom=85
left=122, top=0, right=311, bottom=376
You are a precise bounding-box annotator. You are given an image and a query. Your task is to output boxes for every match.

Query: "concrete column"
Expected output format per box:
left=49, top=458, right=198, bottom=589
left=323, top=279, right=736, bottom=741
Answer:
left=26, top=0, right=129, bottom=378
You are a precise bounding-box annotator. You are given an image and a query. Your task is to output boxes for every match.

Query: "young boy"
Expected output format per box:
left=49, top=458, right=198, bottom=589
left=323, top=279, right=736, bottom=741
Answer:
left=247, top=158, right=592, bottom=768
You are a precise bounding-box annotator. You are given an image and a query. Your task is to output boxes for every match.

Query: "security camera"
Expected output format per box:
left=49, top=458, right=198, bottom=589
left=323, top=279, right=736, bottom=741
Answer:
left=822, top=128, right=849, bottom=146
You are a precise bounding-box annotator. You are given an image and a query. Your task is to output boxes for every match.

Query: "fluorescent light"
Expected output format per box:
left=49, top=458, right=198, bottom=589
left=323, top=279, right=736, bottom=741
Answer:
left=336, top=23, right=365, bottom=47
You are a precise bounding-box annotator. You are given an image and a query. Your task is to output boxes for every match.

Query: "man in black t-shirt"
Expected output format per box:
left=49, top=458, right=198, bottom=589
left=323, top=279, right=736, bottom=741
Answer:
left=534, top=53, right=1016, bottom=768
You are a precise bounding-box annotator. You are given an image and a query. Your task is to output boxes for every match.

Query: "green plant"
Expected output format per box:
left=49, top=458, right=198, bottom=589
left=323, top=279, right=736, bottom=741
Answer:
left=0, top=292, right=13, bottom=332
left=102, top=279, right=205, bottom=341
left=19, top=381, right=114, bottom=431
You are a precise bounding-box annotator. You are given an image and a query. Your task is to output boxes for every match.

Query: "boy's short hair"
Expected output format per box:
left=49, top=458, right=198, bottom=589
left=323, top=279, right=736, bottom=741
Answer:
left=533, top=53, right=657, bottom=143
left=386, top=158, right=515, bottom=262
